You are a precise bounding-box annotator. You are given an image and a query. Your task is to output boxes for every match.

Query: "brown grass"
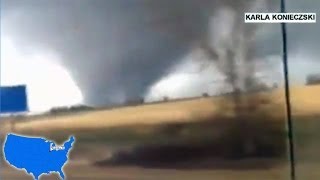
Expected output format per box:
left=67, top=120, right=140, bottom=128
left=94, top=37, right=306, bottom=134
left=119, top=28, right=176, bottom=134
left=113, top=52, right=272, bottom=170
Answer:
left=0, top=160, right=290, bottom=180
left=1, top=85, right=319, bottom=180
left=1, top=85, right=319, bottom=136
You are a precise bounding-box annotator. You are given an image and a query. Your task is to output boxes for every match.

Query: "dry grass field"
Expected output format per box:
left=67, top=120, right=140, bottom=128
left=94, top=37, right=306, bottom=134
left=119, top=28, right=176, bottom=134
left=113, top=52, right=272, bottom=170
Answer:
left=1, top=85, right=319, bottom=136
left=1, top=160, right=291, bottom=180
left=0, top=85, right=319, bottom=180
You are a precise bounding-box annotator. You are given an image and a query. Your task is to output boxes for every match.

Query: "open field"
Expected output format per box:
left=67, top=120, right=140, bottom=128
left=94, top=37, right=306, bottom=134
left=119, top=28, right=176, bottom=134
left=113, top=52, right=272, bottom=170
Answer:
left=1, top=160, right=291, bottom=180
left=1, top=85, right=319, bottom=137
left=0, top=85, right=319, bottom=179
left=1, top=161, right=318, bottom=180
left=1, top=117, right=319, bottom=180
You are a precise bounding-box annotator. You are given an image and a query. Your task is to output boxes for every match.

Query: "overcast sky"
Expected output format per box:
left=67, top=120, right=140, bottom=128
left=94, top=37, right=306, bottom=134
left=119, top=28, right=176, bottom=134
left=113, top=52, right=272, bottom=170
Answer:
left=1, top=0, right=319, bottom=111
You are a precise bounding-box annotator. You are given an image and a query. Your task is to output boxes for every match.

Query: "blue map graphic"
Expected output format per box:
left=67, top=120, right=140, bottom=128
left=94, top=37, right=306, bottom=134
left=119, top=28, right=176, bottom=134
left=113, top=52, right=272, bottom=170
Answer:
left=3, top=134, right=75, bottom=180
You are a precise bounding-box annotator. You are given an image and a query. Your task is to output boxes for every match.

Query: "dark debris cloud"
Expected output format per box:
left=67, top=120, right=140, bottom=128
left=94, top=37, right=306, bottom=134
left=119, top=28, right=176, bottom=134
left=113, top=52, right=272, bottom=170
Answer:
left=1, top=0, right=319, bottom=107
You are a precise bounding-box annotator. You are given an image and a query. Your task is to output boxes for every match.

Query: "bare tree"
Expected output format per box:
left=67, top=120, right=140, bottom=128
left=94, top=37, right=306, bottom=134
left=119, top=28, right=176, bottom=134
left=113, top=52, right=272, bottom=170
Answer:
left=141, top=0, right=284, bottom=158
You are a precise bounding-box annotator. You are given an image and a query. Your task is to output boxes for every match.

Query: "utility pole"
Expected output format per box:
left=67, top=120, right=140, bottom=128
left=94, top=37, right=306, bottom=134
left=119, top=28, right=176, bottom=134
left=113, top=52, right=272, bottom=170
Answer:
left=280, top=0, right=296, bottom=179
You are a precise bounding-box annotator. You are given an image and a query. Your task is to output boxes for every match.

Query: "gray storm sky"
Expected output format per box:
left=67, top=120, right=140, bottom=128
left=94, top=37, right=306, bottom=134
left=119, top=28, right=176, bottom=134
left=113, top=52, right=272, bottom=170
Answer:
left=1, top=0, right=319, bottom=109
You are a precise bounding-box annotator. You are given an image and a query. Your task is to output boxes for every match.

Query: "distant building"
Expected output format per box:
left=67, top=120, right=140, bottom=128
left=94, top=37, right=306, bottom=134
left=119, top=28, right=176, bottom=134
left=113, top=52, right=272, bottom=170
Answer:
left=202, top=92, right=209, bottom=97
left=163, top=96, right=169, bottom=102
left=125, top=97, right=144, bottom=106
